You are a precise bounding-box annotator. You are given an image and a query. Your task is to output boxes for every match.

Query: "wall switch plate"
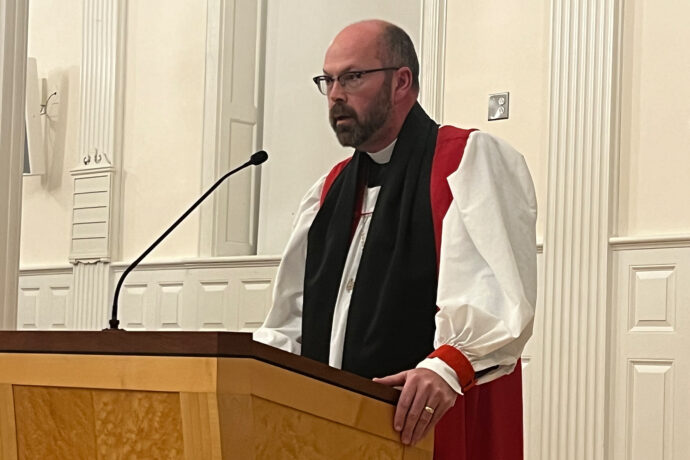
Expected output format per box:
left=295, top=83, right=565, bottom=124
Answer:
left=488, top=92, right=509, bottom=121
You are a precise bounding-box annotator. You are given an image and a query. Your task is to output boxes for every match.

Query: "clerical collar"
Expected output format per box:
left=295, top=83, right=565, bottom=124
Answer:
left=365, top=139, right=397, bottom=164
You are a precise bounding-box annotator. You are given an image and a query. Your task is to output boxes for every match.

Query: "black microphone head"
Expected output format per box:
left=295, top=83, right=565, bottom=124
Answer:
left=250, top=150, right=268, bottom=165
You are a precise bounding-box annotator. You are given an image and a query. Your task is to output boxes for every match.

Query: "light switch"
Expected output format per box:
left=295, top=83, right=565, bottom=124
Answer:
left=488, top=92, right=509, bottom=121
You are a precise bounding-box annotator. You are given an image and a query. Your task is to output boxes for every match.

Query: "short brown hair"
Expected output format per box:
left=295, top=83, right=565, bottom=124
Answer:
left=379, top=24, right=420, bottom=90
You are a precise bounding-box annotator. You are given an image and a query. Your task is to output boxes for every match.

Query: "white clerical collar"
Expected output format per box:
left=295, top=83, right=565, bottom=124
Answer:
left=366, top=139, right=397, bottom=164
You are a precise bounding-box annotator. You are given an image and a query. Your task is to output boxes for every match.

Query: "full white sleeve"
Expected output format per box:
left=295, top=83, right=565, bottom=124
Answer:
left=252, top=174, right=326, bottom=353
left=416, top=131, right=538, bottom=393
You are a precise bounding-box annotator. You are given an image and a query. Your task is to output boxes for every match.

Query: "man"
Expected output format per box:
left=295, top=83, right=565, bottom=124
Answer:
left=254, top=19, right=536, bottom=460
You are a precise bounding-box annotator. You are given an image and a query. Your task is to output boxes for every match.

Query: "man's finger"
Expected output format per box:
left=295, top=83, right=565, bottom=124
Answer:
left=393, top=377, right=417, bottom=432
left=415, top=391, right=457, bottom=444
left=400, top=383, right=429, bottom=445
left=373, top=370, right=407, bottom=387
left=409, top=394, right=440, bottom=445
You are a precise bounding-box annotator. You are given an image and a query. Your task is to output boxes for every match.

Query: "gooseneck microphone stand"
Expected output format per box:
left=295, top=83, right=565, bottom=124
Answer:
left=106, top=151, right=268, bottom=330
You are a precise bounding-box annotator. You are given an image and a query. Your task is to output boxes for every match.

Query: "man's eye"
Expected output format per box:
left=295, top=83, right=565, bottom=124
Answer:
left=341, top=73, right=361, bottom=82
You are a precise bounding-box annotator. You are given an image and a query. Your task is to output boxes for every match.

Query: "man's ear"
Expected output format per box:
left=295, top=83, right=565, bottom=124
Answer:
left=393, top=67, right=414, bottom=102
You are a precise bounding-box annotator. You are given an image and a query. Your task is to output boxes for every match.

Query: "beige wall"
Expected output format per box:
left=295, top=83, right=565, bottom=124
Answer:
left=120, top=0, right=207, bottom=262
left=20, top=0, right=82, bottom=266
left=257, top=0, right=424, bottom=255
left=20, top=0, right=208, bottom=267
left=443, top=0, right=551, bottom=240
left=617, top=0, right=690, bottom=236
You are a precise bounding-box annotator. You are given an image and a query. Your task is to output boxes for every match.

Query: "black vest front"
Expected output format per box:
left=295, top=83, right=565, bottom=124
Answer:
left=301, top=103, right=439, bottom=378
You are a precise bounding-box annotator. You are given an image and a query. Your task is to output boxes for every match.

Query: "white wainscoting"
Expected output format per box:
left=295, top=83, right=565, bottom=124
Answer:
left=609, top=236, right=690, bottom=460
left=18, top=257, right=280, bottom=332
left=17, top=267, right=74, bottom=330
left=110, top=258, right=279, bottom=331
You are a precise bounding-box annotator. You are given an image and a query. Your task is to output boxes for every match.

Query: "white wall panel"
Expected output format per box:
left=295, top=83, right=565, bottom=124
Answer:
left=197, top=280, right=233, bottom=330
left=629, top=266, right=675, bottom=332
left=110, top=259, right=279, bottom=332
left=627, top=361, right=673, bottom=460
left=611, top=243, right=690, bottom=460
left=121, top=283, right=148, bottom=330
left=17, top=288, right=39, bottom=329
left=159, top=282, right=184, bottom=329
left=17, top=270, right=74, bottom=330
left=238, top=278, right=272, bottom=331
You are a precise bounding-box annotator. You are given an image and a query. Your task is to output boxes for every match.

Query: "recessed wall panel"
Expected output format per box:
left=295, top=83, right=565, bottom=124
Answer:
left=18, top=288, right=39, bottom=329
left=122, top=284, right=147, bottom=329
left=49, top=286, right=70, bottom=328
left=159, top=282, right=183, bottom=329
left=198, top=281, right=230, bottom=330
left=238, top=279, right=272, bottom=331
left=629, top=266, right=675, bottom=332
left=627, top=361, right=673, bottom=460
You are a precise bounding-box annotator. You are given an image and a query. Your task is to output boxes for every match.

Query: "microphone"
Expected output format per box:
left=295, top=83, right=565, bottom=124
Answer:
left=106, top=150, right=269, bottom=330
left=250, top=150, right=268, bottom=165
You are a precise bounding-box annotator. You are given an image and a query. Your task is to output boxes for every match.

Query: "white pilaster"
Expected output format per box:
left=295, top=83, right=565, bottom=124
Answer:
left=419, top=0, right=446, bottom=122
left=70, top=0, right=127, bottom=329
left=539, top=1, right=618, bottom=459
left=0, top=0, right=29, bottom=329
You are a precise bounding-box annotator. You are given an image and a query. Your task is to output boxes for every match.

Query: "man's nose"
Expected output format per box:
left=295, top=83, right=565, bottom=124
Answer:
left=328, top=80, right=347, bottom=103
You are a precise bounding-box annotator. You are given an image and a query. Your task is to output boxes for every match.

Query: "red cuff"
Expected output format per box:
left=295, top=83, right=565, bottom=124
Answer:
left=429, top=345, right=476, bottom=392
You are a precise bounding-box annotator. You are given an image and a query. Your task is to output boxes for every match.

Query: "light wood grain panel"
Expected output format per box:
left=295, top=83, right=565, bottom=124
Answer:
left=218, top=393, right=256, bottom=459
left=14, top=386, right=96, bottom=460
left=252, top=396, right=403, bottom=460
left=0, top=354, right=217, bottom=392
left=217, top=358, right=433, bottom=454
left=92, top=389, right=184, bottom=459
left=0, top=384, right=17, bottom=460
left=180, top=392, right=222, bottom=460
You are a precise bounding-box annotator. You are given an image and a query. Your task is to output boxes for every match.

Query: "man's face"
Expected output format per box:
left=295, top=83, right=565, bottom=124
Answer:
left=323, top=26, right=394, bottom=150
left=329, top=76, right=392, bottom=148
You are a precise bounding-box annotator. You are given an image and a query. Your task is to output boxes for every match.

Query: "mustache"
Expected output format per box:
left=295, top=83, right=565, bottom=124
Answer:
left=329, top=103, right=358, bottom=122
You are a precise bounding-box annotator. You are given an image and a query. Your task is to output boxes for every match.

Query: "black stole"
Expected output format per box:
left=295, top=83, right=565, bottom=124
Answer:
left=302, top=103, right=440, bottom=378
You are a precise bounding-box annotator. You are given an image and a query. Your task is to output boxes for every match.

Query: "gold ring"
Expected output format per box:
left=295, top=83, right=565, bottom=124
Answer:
left=424, top=406, right=435, bottom=415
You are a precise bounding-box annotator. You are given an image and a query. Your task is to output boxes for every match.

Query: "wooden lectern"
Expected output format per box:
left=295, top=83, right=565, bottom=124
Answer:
left=0, top=331, right=433, bottom=459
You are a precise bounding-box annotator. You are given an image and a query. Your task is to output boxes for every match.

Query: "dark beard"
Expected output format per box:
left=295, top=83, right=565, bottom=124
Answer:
left=329, top=81, right=392, bottom=148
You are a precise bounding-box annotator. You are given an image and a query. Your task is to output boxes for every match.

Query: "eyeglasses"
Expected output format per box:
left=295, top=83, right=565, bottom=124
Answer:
left=312, top=67, right=400, bottom=95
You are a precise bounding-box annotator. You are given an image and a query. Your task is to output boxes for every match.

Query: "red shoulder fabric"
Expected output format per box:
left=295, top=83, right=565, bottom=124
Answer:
left=320, top=157, right=352, bottom=205
left=429, top=126, right=524, bottom=460
left=430, top=125, right=476, bottom=264
left=320, top=156, right=364, bottom=241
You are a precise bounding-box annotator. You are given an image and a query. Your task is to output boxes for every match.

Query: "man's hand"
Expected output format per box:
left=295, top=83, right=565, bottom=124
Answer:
left=373, top=368, right=457, bottom=446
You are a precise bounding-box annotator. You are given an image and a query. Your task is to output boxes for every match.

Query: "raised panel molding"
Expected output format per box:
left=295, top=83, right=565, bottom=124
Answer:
left=17, top=288, right=39, bottom=329
left=198, top=281, right=232, bottom=330
left=159, top=282, right=184, bottom=329
left=17, top=269, right=74, bottom=330
left=612, top=246, right=690, bottom=459
left=629, top=266, right=676, bottom=332
left=238, top=278, right=272, bottom=331
left=110, top=258, right=280, bottom=332
left=627, top=361, right=674, bottom=460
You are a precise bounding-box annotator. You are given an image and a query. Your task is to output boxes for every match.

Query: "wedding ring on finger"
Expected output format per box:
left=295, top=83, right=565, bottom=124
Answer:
left=424, top=405, right=435, bottom=415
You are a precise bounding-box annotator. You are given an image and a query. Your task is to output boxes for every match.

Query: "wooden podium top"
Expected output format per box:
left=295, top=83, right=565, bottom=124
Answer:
left=0, top=330, right=399, bottom=405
